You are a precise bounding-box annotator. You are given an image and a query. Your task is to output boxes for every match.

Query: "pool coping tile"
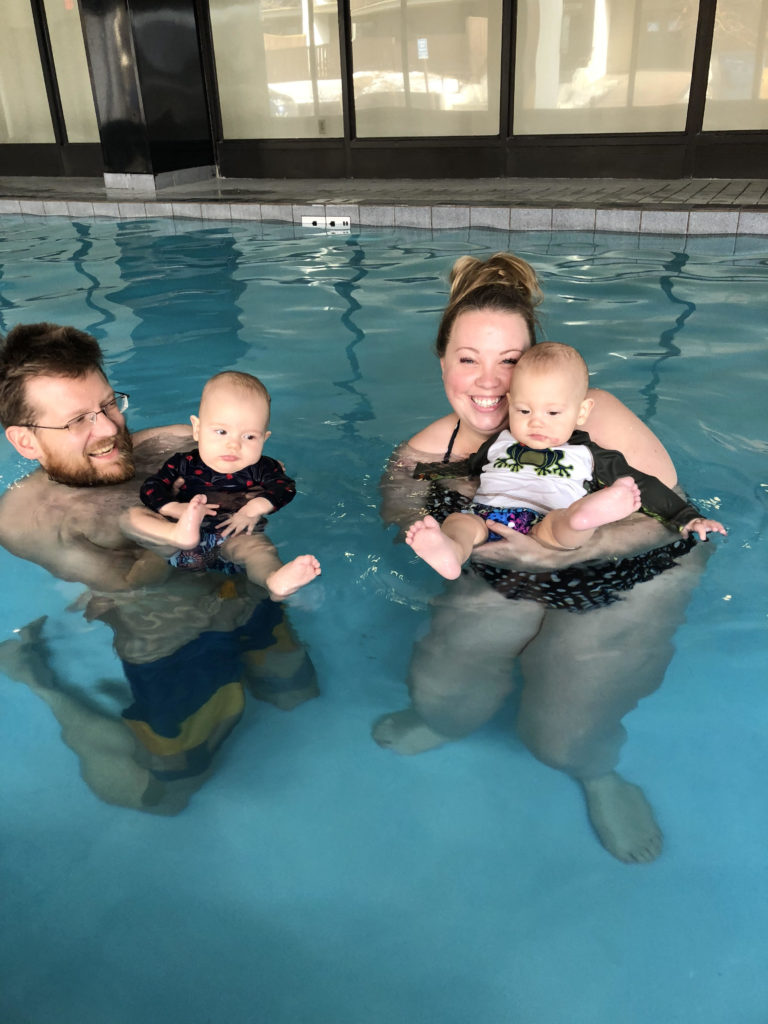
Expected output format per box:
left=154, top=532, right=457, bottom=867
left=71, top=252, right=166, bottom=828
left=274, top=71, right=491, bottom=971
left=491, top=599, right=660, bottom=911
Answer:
left=687, top=210, right=740, bottom=235
left=470, top=206, right=511, bottom=230
left=737, top=211, right=768, bottom=235
left=509, top=207, right=553, bottom=231
left=639, top=210, right=690, bottom=234
left=171, top=202, right=203, bottom=220
left=358, top=205, right=396, bottom=227
left=394, top=206, right=432, bottom=228
left=230, top=203, right=263, bottom=221
left=432, top=205, right=471, bottom=229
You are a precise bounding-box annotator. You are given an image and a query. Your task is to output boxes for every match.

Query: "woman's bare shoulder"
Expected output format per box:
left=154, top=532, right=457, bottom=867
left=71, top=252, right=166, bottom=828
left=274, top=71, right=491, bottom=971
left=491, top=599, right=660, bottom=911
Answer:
left=407, top=414, right=457, bottom=456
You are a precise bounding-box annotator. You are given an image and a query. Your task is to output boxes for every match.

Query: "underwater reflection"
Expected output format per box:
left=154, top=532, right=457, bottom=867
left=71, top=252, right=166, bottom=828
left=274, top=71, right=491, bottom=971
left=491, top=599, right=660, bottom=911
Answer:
left=0, top=573, right=317, bottom=815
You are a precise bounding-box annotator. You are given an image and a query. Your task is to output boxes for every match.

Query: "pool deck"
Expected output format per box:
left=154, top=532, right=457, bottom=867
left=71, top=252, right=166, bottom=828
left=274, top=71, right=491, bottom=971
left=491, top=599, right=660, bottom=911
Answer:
left=2, top=174, right=768, bottom=234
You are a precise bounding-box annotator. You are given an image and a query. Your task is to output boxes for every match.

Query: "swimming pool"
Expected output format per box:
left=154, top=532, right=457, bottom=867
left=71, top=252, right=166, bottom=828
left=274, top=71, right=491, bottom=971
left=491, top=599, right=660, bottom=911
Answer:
left=0, top=216, right=766, bottom=1023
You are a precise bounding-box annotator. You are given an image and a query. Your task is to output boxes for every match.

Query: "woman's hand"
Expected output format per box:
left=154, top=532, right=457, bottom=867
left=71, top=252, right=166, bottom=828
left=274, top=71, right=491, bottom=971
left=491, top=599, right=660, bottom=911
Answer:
left=472, top=514, right=678, bottom=572
left=680, top=516, right=727, bottom=540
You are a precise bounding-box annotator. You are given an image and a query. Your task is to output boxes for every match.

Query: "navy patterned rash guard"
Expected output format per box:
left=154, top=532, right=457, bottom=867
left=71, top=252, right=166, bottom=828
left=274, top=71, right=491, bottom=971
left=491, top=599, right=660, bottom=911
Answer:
left=140, top=448, right=296, bottom=520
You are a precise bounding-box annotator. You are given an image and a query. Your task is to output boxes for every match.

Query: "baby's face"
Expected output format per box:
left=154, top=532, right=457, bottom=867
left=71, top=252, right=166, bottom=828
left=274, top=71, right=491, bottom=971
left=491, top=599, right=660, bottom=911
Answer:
left=191, top=385, right=271, bottom=474
left=507, top=365, right=592, bottom=449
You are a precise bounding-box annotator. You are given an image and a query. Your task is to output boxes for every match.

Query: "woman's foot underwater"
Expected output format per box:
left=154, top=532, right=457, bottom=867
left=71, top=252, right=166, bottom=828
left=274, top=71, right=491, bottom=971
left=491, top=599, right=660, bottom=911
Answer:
left=581, top=772, right=663, bottom=864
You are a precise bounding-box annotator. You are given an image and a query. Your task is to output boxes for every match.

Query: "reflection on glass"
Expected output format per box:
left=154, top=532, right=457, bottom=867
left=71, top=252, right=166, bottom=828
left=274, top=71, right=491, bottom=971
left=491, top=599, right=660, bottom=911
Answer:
left=43, top=0, right=100, bottom=143
left=703, top=0, right=768, bottom=130
left=210, top=0, right=344, bottom=139
left=0, top=0, right=55, bottom=143
left=514, top=0, right=697, bottom=134
left=351, top=0, right=501, bottom=138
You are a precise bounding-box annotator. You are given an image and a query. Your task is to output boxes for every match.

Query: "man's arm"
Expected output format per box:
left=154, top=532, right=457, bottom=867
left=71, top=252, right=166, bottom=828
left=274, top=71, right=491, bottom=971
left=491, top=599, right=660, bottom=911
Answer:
left=0, top=480, right=139, bottom=591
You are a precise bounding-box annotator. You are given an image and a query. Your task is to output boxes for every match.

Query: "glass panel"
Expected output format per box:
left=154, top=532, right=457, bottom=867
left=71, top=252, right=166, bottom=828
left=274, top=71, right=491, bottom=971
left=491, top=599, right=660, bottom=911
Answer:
left=210, top=0, right=344, bottom=140
left=703, top=0, right=768, bottom=130
left=43, top=0, right=100, bottom=143
left=351, top=0, right=502, bottom=138
left=514, top=0, right=697, bottom=135
left=0, top=0, right=55, bottom=143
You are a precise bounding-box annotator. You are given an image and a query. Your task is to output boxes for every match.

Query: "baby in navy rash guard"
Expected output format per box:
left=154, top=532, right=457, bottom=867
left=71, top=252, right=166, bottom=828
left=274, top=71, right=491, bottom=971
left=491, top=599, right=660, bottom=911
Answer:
left=125, top=370, right=320, bottom=600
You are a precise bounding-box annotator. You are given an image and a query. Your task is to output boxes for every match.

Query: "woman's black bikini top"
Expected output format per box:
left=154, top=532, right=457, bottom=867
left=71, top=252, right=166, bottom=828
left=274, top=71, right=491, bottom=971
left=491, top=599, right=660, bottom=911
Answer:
left=443, top=420, right=461, bottom=462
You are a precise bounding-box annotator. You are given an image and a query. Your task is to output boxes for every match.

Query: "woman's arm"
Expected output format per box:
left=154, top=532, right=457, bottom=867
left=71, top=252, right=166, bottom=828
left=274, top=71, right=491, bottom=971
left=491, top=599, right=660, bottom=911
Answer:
left=586, top=389, right=677, bottom=488
left=379, top=443, right=435, bottom=538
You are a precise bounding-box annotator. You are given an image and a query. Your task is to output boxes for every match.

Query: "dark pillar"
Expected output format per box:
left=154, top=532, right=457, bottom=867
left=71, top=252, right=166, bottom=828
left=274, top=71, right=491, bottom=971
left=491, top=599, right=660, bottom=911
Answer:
left=79, top=0, right=214, bottom=190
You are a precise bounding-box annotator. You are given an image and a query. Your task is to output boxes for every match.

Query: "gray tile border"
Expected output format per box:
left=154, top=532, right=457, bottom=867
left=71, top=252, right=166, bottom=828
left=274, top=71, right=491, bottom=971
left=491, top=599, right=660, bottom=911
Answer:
left=3, top=177, right=768, bottom=238
left=431, top=205, right=471, bottom=229
left=229, top=203, right=263, bottom=221
left=509, top=207, right=552, bottom=231
left=199, top=202, right=233, bottom=220
left=357, top=205, right=395, bottom=227
left=42, top=200, right=70, bottom=216
left=394, top=206, right=431, bottom=229
left=687, top=210, right=740, bottom=235
left=117, top=202, right=148, bottom=219
left=171, top=202, right=203, bottom=220
left=736, top=211, right=768, bottom=235
left=470, top=206, right=511, bottom=230
left=66, top=201, right=95, bottom=218
left=91, top=202, right=121, bottom=217
left=145, top=202, right=175, bottom=219
left=552, top=207, right=596, bottom=231
left=595, top=208, right=642, bottom=234
left=639, top=210, right=690, bottom=234
left=260, top=203, right=293, bottom=223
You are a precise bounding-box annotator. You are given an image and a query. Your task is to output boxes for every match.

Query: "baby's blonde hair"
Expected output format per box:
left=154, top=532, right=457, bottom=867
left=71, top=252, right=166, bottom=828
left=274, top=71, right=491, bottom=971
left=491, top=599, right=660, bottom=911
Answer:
left=515, top=342, right=589, bottom=396
left=202, top=370, right=271, bottom=407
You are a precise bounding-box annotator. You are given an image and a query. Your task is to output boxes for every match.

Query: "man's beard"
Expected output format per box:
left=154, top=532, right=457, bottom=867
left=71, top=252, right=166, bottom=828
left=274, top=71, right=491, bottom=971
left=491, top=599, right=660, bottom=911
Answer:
left=44, top=426, right=136, bottom=487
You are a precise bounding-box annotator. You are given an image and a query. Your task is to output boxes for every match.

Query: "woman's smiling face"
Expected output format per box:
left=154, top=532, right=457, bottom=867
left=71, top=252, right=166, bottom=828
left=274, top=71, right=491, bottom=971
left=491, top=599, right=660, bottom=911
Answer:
left=440, top=309, right=533, bottom=440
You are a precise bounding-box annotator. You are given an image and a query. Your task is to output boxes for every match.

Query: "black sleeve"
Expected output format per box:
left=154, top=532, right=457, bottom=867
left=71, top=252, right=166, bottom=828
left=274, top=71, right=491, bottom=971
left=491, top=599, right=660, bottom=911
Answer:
left=139, top=452, right=186, bottom=512
left=249, top=456, right=296, bottom=512
left=580, top=434, right=701, bottom=531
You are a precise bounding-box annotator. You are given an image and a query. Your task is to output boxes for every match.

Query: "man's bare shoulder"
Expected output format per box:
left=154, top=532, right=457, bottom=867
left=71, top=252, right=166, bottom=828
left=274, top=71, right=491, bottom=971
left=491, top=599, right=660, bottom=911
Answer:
left=0, top=425, right=194, bottom=586
left=132, top=424, right=193, bottom=473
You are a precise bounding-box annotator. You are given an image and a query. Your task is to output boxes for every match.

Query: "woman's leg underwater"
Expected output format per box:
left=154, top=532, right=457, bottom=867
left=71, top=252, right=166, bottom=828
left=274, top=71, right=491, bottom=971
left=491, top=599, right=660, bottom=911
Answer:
left=373, top=571, right=545, bottom=754
left=516, top=541, right=713, bottom=862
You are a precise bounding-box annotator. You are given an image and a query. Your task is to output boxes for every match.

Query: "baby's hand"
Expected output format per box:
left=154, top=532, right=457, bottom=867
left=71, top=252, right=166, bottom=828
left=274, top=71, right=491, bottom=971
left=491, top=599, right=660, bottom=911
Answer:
left=218, top=507, right=264, bottom=539
left=681, top=516, right=727, bottom=540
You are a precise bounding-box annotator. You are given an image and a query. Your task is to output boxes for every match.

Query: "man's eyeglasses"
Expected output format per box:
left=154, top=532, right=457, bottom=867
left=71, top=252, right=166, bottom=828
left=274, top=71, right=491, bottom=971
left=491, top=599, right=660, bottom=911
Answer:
left=20, top=392, right=130, bottom=436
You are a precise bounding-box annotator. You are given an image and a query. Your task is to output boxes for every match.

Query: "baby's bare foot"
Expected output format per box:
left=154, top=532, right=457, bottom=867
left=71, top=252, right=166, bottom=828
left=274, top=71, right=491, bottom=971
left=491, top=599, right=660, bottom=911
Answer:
left=406, top=516, right=463, bottom=580
left=266, top=554, right=321, bottom=599
left=173, top=494, right=210, bottom=550
left=570, top=476, right=641, bottom=532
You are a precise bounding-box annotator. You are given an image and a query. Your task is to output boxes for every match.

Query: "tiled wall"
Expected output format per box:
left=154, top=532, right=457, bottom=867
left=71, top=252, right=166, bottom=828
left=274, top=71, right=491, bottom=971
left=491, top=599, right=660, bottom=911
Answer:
left=0, top=198, right=766, bottom=235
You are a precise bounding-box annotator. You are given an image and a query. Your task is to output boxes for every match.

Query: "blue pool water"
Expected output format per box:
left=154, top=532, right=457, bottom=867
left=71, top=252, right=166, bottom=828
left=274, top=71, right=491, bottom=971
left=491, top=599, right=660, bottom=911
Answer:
left=0, top=217, right=766, bottom=1024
